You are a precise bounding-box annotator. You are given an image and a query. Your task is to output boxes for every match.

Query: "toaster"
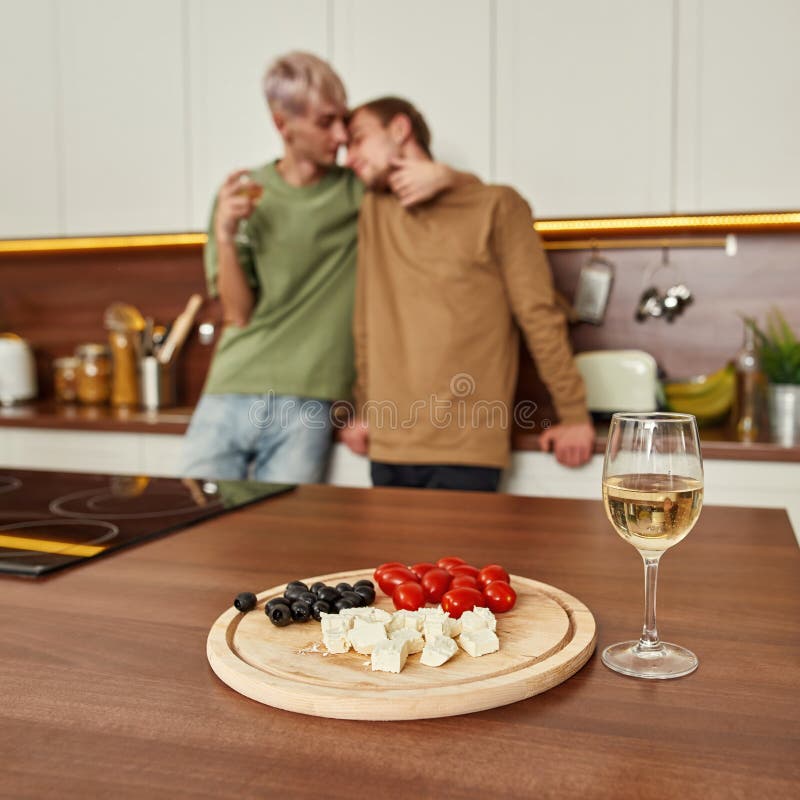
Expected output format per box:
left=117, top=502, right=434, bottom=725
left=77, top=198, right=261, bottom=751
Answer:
left=574, top=349, right=658, bottom=415
left=0, top=333, right=38, bottom=406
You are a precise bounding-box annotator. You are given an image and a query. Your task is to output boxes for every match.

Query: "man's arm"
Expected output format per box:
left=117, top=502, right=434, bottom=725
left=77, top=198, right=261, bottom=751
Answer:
left=208, top=170, right=259, bottom=328
left=388, top=157, right=479, bottom=207
left=492, top=188, right=594, bottom=468
left=340, top=208, right=371, bottom=456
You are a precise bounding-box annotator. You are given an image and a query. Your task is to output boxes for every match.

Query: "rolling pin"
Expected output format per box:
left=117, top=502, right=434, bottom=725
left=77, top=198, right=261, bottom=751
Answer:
left=157, top=294, right=204, bottom=365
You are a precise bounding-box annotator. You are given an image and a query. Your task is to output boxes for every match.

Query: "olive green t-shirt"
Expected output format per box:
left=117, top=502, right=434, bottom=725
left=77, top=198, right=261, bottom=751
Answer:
left=202, top=162, right=363, bottom=400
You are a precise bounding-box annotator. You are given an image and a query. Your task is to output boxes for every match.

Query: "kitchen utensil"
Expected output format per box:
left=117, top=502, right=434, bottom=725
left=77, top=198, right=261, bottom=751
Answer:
left=575, top=350, right=658, bottom=414
left=601, top=412, right=703, bottom=679
left=635, top=250, right=693, bottom=323
left=103, top=302, right=146, bottom=333
left=157, top=295, right=203, bottom=365
left=207, top=568, right=596, bottom=720
left=573, top=253, right=614, bottom=324
left=0, top=334, right=37, bottom=406
left=140, top=355, right=176, bottom=410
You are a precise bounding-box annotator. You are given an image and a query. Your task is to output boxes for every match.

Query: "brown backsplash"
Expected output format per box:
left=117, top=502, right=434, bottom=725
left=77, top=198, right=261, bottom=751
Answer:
left=2, top=234, right=799, bottom=416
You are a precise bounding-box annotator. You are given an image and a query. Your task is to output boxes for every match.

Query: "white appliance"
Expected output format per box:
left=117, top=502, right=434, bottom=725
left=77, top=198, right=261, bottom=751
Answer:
left=0, top=334, right=38, bottom=406
left=574, top=350, right=658, bottom=414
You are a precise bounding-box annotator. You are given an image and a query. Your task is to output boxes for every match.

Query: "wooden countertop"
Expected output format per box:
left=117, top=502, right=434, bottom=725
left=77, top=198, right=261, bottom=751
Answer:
left=2, top=401, right=799, bottom=462
left=0, top=400, right=193, bottom=434
left=2, top=482, right=798, bottom=798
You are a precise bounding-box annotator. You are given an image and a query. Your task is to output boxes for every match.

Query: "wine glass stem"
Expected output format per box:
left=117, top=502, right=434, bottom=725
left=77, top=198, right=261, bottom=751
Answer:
left=639, top=555, right=662, bottom=651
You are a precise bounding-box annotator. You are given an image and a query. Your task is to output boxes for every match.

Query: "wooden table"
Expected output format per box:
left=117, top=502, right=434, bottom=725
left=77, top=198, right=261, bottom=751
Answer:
left=2, top=484, right=799, bottom=799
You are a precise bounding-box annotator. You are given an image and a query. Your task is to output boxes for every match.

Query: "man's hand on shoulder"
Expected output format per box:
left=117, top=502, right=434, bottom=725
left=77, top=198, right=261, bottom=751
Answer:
left=539, top=422, right=595, bottom=468
left=388, top=158, right=478, bottom=208
left=340, top=419, right=370, bottom=456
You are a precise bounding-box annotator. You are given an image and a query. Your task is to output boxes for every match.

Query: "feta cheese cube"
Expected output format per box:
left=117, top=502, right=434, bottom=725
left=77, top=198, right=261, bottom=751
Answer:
left=347, top=621, right=388, bottom=655
left=460, top=608, right=497, bottom=633
left=370, top=638, right=409, bottom=673
left=420, top=611, right=460, bottom=640
left=320, top=611, right=352, bottom=635
left=322, top=632, right=351, bottom=654
left=387, top=609, right=422, bottom=633
left=389, top=627, right=425, bottom=655
left=458, top=628, right=500, bottom=657
left=341, top=607, right=393, bottom=626
left=420, top=634, right=458, bottom=667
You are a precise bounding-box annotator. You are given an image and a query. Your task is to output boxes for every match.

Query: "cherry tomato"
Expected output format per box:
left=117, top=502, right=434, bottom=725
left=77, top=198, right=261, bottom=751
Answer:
left=483, top=580, right=517, bottom=613
left=436, top=556, right=466, bottom=571
left=478, top=564, right=511, bottom=589
left=451, top=575, right=479, bottom=590
left=448, top=564, right=480, bottom=579
left=392, top=581, right=425, bottom=611
left=373, top=562, right=406, bottom=583
left=377, top=566, right=419, bottom=596
left=421, top=567, right=452, bottom=603
left=410, top=562, right=437, bottom=581
left=441, top=588, right=485, bottom=619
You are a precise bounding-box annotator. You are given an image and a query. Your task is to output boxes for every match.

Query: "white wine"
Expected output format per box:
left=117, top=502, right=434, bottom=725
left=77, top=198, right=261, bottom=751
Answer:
left=602, top=474, right=703, bottom=554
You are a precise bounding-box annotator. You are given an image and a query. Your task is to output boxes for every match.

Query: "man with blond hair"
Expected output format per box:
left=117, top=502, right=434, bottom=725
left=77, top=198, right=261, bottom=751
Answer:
left=342, top=97, right=595, bottom=492
left=182, top=55, right=458, bottom=483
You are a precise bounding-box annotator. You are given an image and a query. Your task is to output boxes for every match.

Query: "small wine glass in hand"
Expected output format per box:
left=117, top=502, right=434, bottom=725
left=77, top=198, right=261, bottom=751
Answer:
left=233, top=174, right=263, bottom=246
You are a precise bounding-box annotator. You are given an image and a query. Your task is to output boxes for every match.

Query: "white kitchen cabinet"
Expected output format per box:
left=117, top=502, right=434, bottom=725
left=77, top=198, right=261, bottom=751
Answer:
left=186, top=0, right=330, bottom=230
left=675, top=0, right=800, bottom=212
left=494, top=0, right=674, bottom=217
left=0, top=0, right=61, bottom=237
left=331, top=0, right=493, bottom=178
left=57, top=0, right=188, bottom=234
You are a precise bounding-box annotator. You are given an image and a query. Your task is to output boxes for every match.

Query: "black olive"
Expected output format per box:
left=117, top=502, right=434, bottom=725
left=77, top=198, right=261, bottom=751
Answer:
left=311, top=600, right=331, bottom=621
left=286, top=581, right=309, bottom=593
left=353, top=579, right=374, bottom=590
left=334, top=597, right=355, bottom=612
left=353, top=585, right=376, bottom=605
left=335, top=582, right=353, bottom=594
left=233, top=592, right=257, bottom=612
left=340, top=590, right=365, bottom=607
left=284, top=585, right=309, bottom=602
left=298, top=591, right=317, bottom=605
left=310, top=581, right=326, bottom=595
left=267, top=596, right=292, bottom=611
left=268, top=603, right=292, bottom=627
left=290, top=600, right=312, bottom=622
left=317, top=586, right=340, bottom=604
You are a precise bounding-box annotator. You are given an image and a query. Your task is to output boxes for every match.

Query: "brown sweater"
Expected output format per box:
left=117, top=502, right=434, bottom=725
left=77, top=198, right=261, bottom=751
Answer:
left=353, top=181, right=589, bottom=469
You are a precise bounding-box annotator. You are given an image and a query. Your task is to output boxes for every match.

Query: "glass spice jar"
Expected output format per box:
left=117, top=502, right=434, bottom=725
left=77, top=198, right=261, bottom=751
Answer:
left=53, top=356, right=80, bottom=403
left=75, top=343, right=111, bottom=405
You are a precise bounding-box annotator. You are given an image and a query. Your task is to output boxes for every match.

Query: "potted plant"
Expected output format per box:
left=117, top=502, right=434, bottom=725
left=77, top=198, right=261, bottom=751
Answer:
left=746, top=309, right=800, bottom=446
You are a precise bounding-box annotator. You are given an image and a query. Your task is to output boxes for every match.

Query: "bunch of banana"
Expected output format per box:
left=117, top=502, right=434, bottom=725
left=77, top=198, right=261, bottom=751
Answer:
left=662, top=364, right=736, bottom=425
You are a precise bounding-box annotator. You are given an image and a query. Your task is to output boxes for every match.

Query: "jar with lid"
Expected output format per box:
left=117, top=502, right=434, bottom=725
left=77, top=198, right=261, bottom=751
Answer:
left=53, top=356, right=80, bottom=403
left=75, top=344, right=111, bottom=405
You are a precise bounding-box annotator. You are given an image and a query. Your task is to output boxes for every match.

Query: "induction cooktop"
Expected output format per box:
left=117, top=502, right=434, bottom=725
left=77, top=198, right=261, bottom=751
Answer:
left=0, top=469, right=294, bottom=577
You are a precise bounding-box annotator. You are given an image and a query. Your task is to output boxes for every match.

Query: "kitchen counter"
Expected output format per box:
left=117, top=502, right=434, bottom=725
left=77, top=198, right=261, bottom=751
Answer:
left=2, top=401, right=799, bottom=462
left=0, top=400, right=193, bottom=434
left=2, top=481, right=798, bottom=798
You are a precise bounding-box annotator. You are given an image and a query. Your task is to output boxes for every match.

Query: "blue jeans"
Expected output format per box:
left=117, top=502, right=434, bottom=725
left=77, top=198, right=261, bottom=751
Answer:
left=180, top=393, right=334, bottom=483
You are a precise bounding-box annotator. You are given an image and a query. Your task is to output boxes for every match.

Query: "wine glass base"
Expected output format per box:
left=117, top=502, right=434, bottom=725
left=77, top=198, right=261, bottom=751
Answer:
left=601, top=640, right=698, bottom=679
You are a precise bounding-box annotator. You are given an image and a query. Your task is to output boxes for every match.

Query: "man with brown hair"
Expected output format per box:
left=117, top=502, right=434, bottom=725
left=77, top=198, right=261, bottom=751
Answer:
left=341, top=96, right=595, bottom=491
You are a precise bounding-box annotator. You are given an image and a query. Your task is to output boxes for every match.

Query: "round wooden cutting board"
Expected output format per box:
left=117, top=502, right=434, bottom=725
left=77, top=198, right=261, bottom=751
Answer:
left=207, top=569, right=596, bottom=720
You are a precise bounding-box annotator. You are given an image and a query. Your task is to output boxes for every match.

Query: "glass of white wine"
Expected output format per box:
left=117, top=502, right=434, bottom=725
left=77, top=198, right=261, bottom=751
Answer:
left=601, top=412, right=704, bottom=679
left=233, top=175, right=263, bottom=246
